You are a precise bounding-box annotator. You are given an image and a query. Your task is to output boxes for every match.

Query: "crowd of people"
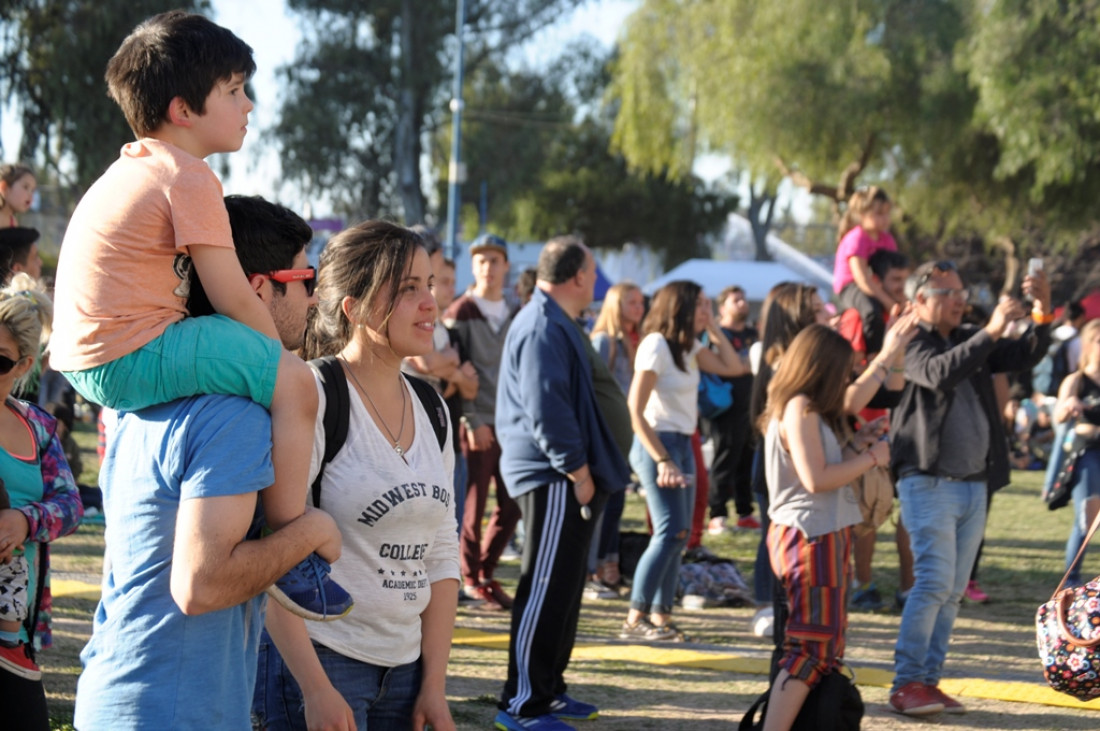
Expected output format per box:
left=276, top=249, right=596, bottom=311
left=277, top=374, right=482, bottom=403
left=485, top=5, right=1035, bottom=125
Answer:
left=0, top=9, right=1089, bottom=731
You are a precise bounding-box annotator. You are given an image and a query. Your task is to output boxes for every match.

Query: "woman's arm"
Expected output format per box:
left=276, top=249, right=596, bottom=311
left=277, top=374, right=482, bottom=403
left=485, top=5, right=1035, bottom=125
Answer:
left=264, top=603, right=357, bottom=731
left=627, top=369, right=683, bottom=488
left=783, top=396, right=889, bottom=494
left=413, top=578, right=459, bottom=731
left=1056, top=372, right=1084, bottom=424
left=696, top=324, right=750, bottom=377
left=843, top=308, right=918, bottom=414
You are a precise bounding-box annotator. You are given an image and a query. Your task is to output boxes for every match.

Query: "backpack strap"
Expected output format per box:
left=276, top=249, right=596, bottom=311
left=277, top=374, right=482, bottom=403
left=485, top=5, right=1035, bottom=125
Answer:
left=309, top=356, right=350, bottom=509
left=403, top=373, right=448, bottom=452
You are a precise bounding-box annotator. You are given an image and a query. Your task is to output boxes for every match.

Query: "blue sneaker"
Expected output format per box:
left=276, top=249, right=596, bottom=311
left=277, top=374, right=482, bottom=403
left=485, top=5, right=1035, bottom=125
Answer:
left=549, top=694, right=598, bottom=720
left=849, top=583, right=883, bottom=612
left=494, top=710, right=575, bottom=730
left=266, top=553, right=353, bottom=621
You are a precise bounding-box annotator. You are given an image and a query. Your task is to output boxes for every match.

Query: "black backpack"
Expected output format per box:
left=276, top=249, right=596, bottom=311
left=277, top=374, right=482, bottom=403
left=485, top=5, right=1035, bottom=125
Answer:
left=309, top=355, right=448, bottom=508
left=738, top=667, right=863, bottom=731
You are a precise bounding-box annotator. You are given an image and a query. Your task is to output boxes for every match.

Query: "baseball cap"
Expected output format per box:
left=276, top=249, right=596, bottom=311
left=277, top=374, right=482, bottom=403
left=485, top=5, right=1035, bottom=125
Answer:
left=469, top=233, right=508, bottom=260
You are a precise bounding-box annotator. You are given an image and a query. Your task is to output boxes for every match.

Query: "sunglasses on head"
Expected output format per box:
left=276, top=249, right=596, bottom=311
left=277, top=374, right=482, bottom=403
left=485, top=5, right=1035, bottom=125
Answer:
left=267, top=267, right=317, bottom=297
left=914, top=260, right=959, bottom=295
left=0, top=354, right=24, bottom=376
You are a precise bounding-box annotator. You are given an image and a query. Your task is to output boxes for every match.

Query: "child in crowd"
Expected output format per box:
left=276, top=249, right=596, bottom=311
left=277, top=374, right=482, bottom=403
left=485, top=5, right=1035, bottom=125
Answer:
left=49, top=11, right=350, bottom=620
left=759, top=324, right=889, bottom=730
left=832, top=187, right=898, bottom=344
left=0, top=164, right=36, bottom=228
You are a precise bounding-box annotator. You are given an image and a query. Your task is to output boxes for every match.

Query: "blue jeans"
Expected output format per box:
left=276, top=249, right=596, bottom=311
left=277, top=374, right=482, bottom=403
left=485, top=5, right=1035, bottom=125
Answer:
left=587, top=489, right=625, bottom=574
left=629, top=433, right=694, bottom=614
left=893, top=475, right=987, bottom=691
left=252, top=632, right=422, bottom=730
left=1064, top=449, right=1100, bottom=585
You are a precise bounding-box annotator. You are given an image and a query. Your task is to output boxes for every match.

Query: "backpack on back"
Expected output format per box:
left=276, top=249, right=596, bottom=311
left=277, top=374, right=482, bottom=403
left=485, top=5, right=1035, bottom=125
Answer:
left=309, top=355, right=448, bottom=508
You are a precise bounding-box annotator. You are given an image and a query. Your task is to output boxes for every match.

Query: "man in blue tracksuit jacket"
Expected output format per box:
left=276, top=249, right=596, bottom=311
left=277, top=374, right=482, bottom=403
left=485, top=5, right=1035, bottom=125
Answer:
left=494, top=236, right=631, bottom=731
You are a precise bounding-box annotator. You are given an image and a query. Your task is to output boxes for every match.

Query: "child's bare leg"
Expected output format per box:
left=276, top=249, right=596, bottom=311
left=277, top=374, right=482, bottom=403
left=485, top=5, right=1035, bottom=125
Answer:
left=261, top=353, right=337, bottom=561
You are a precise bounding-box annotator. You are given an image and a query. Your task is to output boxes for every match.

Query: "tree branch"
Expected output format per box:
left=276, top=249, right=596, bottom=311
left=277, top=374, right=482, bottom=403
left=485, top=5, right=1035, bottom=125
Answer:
left=773, top=155, right=839, bottom=200
left=836, top=132, right=877, bottom=202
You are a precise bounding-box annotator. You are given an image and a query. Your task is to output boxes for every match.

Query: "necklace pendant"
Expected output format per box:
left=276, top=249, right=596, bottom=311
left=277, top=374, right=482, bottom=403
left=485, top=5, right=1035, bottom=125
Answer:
left=393, top=443, right=405, bottom=457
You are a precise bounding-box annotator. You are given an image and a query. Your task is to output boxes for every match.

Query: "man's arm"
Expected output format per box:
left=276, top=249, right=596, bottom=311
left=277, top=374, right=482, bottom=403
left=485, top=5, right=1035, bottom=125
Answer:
left=904, top=328, right=997, bottom=392
left=170, top=495, right=340, bottom=615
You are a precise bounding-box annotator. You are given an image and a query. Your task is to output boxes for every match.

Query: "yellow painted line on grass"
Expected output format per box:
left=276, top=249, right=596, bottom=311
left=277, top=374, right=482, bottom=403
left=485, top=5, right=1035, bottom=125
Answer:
left=52, top=578, right=102, bottom=601
left=452, top=627, right=1100, bottom=712
left=56, top=585, right=1100, bottom=711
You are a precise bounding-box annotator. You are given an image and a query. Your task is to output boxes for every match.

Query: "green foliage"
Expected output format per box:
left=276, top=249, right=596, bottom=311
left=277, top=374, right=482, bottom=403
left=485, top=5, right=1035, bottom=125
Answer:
left=605, top=0, right=1100, bottom=253
left=0, top=1, right=210, bottom=195
left=435, top=41, right=737, bottom=265
left=276, top=0, right=586, bottom=224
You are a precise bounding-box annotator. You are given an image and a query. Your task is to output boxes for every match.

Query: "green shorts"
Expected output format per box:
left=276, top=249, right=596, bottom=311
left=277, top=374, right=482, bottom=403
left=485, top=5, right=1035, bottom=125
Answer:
left=64, top=315, right=281, bottom=411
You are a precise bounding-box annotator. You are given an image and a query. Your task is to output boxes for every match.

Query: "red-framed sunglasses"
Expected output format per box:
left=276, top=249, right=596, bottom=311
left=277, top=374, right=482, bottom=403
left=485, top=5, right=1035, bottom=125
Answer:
left=267, top=267, right=317, bottom=296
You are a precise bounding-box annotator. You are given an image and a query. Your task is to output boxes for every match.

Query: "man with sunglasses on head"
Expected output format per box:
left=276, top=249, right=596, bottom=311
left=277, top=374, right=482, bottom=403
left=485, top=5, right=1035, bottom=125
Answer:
left=75, top=195, right=337, bottom=729
left=887, top=260, right=1052, bottom=717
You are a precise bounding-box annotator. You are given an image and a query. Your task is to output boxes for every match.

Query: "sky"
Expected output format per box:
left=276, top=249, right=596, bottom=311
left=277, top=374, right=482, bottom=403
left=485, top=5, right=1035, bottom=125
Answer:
left=207, top=0, right=641, bottom=212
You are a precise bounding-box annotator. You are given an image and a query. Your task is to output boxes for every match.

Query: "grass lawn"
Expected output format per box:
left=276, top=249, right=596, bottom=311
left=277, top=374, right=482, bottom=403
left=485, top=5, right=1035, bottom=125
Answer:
left=39, top=421, right=1100, bottom=729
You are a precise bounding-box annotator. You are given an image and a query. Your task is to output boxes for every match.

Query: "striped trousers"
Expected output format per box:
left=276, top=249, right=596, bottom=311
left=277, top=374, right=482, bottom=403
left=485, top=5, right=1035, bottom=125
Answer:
left=500, top=480, right=607, bottom=717
left=767, top=522, right=852, bottom=688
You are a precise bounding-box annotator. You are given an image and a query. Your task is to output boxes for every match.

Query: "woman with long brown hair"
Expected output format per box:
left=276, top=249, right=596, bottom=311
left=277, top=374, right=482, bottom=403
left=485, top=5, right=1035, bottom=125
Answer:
left=619, top=280, right=745, bottom=640
left=759, top=324, right=888, bottom=731
left=587, top=282, right=645, bottom=592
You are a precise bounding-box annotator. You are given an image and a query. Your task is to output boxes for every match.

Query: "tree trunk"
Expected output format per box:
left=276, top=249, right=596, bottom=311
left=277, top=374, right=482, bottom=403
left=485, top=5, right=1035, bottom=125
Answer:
left=748, top=183, right=775, bottom=261
left=395, top=0, right=426, bottom=225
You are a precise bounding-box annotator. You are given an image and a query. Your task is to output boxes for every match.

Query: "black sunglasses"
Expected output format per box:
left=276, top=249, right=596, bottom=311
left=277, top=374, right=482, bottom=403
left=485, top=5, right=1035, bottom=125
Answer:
left=0, top=354, right=24, bottom=375
left=913, top=260, right=958, bottom=295
left=267, top=267, right=317, bottom=297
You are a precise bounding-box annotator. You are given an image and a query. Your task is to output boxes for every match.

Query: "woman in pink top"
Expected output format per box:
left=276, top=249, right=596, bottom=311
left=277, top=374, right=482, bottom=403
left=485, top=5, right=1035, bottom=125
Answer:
left=832, top=187, right=898, bottom=353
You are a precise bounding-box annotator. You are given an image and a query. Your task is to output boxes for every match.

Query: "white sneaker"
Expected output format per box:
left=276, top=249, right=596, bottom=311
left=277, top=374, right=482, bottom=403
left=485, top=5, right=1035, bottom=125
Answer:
left=707, top=516, right=728, bottom=536
left=751, top=606, right=774, bottom=638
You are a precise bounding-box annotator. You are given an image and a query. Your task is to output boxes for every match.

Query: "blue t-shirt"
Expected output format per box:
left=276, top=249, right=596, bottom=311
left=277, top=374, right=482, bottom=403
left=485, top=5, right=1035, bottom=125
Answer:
left=75, top=395, right=274, bottom=730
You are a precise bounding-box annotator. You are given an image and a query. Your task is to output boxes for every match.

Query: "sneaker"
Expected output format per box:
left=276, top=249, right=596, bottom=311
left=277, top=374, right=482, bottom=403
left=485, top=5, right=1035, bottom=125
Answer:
left=266, top=553, right=353, bottom=621
left=707, top=516, right=728, bottom=535
left=850, top=583, right=884, bottom=611
left=964, top=580, right=989, bottom=603
left=483, top=579, right=514, bottom=609
left=582, top=579, right=617, bottom=600
left=0, top=642, right=40, bottom=681
left=619, top=618, right=678, bottom=641
left=494, top=709, right=576, bottom=731
left=466, top=581, right=510, bottom=610
left=926, top=685, right=967, bottom=714
left=736, top=514, right=762, bottom=530
left=549, top=693, right=598, bottom=720
left=500, top=539, right=522, bottom=562
left=751, top=606, right=774, bottom=638
left=889, top=681, right=945, bottom=716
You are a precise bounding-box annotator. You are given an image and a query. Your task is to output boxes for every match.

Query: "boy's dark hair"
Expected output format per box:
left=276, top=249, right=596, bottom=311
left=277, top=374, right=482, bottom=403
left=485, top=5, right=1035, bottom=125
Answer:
left=1067, top=300, right=1086, bottom=322
left=106, top=11, right=256, bottom=137
left=868, top=249, right=909, bottom=281
left=187, top=195, right=313, bottom=316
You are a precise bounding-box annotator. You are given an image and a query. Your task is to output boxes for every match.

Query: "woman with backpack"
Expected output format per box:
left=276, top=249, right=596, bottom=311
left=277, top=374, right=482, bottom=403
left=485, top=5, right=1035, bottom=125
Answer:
left=253, top=222, right=459, bottom=731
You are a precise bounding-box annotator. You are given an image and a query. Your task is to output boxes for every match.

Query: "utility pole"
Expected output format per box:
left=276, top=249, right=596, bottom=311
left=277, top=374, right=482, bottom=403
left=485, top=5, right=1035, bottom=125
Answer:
left=444, top=0, right=467, bottom=261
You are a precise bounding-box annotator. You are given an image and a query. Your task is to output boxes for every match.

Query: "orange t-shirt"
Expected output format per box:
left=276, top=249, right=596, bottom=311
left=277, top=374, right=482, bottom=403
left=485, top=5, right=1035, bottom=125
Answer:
left=51, top=139, right=234, bottom=372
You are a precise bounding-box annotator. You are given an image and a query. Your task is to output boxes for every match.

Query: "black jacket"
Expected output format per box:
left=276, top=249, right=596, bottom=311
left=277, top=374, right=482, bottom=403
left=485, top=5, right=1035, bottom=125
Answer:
left=890, top=321, right=1051, bottom=491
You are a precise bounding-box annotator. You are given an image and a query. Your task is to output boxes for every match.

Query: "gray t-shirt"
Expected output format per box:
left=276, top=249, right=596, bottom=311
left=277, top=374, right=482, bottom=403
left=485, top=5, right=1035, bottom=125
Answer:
left=765, top=416, right=863, bottom=538
left=937, top=377, right=989, bottom=479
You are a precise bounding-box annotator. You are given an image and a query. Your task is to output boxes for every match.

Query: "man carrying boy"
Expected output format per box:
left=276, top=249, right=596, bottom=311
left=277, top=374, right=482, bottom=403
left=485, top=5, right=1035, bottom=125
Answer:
left=74, top=195, right=336, bottom=729
left=50, top=10, right=348, bottom=619
left=444, top=233, right=521, bottom=609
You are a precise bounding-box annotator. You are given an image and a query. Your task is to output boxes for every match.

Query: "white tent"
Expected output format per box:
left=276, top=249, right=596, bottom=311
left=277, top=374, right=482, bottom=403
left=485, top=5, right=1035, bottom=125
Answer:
left=642, top=259, right=831, bottom=304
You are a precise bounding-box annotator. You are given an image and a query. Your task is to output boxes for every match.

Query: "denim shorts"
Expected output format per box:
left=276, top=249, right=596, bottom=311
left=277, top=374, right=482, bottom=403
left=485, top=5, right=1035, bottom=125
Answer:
left=65, top=315, right=280, bottom=411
